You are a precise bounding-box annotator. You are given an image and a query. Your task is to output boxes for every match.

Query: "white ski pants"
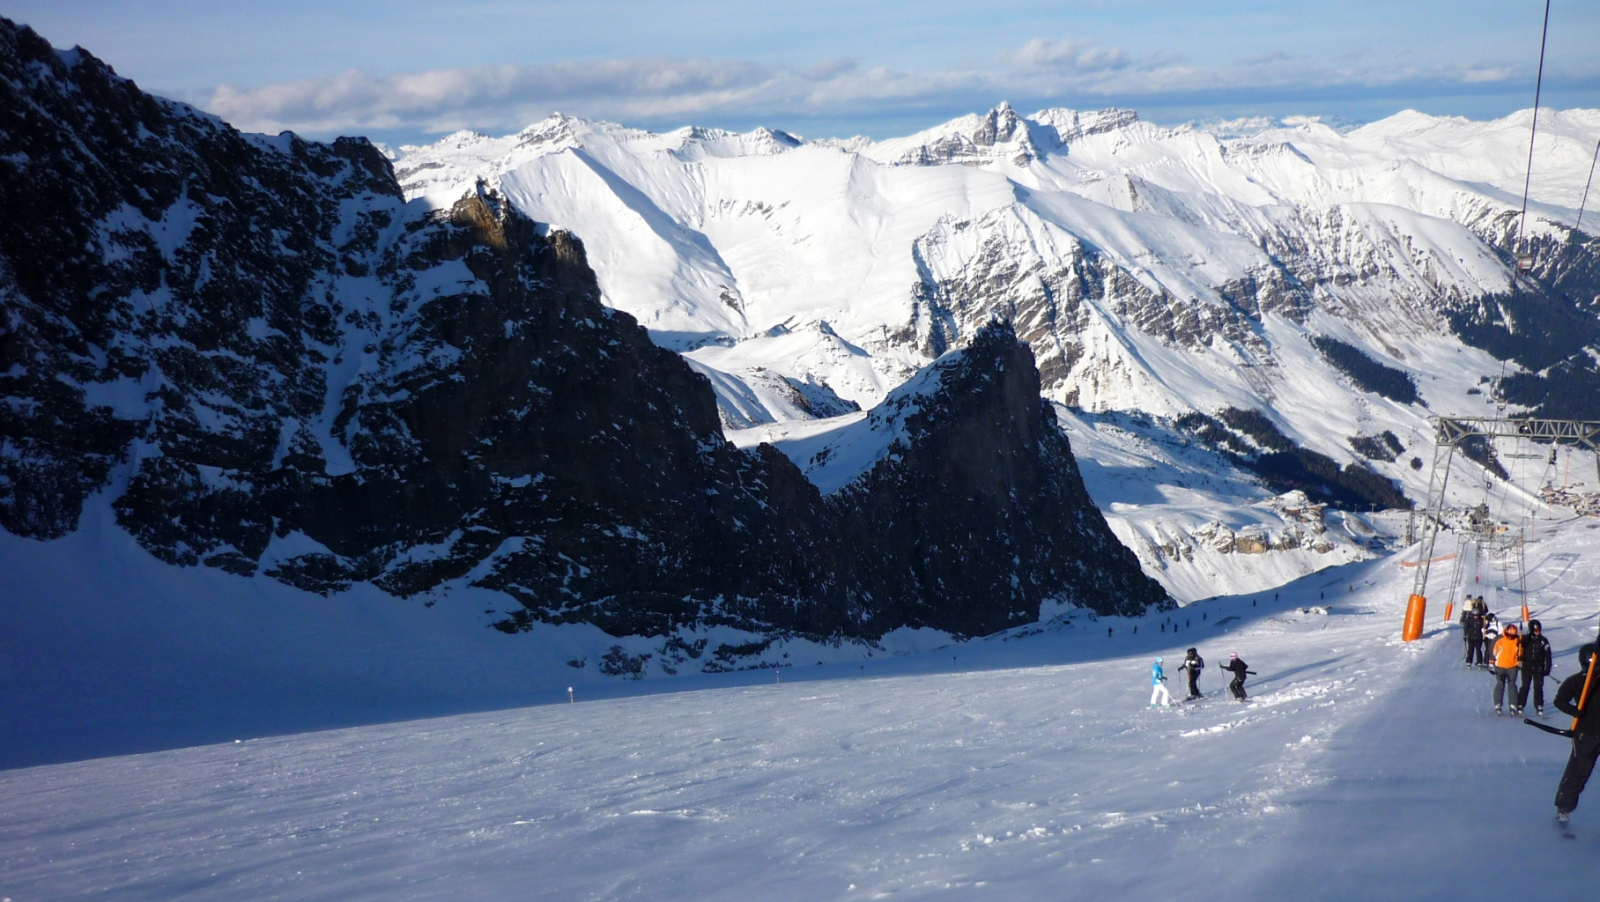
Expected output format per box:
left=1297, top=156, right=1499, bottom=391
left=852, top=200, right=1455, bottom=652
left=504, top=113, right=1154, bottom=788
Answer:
left=1150, top=682, right=1171, bottom=706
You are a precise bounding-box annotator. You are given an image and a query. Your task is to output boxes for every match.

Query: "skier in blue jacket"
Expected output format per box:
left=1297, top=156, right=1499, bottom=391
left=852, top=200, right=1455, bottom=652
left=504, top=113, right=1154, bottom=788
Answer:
left=1150, top=657, right=1172, bottom=707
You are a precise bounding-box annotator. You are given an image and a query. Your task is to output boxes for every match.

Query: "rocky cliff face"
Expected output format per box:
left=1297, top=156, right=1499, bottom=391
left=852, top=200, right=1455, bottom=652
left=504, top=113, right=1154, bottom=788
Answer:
left=832, top=324, right=1164, bottom=637
left=0, top=19, right=1166, bottom=642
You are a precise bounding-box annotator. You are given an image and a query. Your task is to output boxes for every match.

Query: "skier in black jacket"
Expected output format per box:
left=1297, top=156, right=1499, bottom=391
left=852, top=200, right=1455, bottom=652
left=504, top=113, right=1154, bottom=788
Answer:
left=1180, top=648, right=1205, bottom=700
left=1518, top=619, right=1553, bottom=716
left=1460, top=598, right=1484, bottom=667
left=1221, top=652, right=1250, bottom=702
left=1554, top=644, right=1600, bottom=826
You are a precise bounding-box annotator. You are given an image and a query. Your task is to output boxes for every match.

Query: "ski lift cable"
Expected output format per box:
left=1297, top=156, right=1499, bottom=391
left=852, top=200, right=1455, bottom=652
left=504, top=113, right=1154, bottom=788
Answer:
left=1488, top=436, right=1520, bottom=547
left=1514, top=0, right=1552, bottom=251
left=1577, top=133, right=1600, bottom=234
left=1497, top=1, right=1553, bottom=403
left=1445, top=526, right=1468, bottom=608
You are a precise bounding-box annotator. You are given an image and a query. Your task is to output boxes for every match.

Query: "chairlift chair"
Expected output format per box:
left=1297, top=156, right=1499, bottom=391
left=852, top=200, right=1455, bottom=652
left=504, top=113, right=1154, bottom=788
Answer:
left=1516, top=252, right=1536, bottom=274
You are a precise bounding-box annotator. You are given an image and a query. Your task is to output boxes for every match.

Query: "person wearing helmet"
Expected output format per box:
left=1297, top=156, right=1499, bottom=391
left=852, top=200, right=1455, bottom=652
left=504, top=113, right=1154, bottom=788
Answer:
left=1180, top=647, right=1205, bottom=700
left=1220, top=652, right=1250, bottom=702
left=1490, top=623, right=1522, bottom=715
left=1460, top=596, right=1485, bottom=668
left=1149, top=657, right=1172, bottom=708
left=1518, top=620, right=1553, bottom=717
left=1554, top=644, right=1600, bottom=826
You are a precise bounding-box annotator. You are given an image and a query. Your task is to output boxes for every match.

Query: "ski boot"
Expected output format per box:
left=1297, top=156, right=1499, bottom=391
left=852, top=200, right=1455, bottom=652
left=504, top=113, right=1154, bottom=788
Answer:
left=1494, top=705, right=1503, bottom=716
left=1512, top=706, right=1523, bottom=717
left=1538, top=707, right=1546, bottom=717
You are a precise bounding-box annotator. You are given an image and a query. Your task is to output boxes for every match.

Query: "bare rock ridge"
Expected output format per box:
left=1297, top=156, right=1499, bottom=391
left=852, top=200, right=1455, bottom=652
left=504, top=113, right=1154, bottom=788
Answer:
left=0, top=19, right=1167, bottom=641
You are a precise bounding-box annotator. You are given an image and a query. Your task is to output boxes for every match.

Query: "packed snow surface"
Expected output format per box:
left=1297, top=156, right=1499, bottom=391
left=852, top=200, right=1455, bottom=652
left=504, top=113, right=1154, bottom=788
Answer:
left=6, top=511, right=1600, bottom=899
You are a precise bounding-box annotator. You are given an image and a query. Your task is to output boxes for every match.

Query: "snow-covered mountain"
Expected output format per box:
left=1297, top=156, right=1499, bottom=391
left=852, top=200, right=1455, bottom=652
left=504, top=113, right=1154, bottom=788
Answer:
left=0, top=19, right=1163, bottom=657
left=392, top=99, right=1600, bottom=599
left=393, top=101, right=1599, bottom=416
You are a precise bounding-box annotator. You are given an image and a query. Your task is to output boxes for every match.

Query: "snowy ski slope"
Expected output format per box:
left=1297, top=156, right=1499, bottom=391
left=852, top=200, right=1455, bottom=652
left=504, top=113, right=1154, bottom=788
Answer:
left=5, top=514, right=1599, bottom=899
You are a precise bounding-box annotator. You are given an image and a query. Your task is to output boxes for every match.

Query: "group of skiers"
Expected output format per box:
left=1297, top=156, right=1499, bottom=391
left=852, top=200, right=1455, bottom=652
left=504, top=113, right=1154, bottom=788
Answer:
left=1456, top=593, right=1600, bottom=830
left=1458, top=595, right=1552, bottom=716
left=1138, top=593, right=1600, bottom=830
left=1150, top=648, right=1252, bottom=707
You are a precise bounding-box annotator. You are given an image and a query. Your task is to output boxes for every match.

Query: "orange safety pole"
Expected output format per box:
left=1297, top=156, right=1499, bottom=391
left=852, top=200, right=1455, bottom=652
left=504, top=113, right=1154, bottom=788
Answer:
left=1444, top=601, right=1455, bottom=622
left=1574, top=650, right=1600, bottom=733
left=1403, top=594, right=1427, bottom=642
left=1522, top=602, right=1531, bottom=624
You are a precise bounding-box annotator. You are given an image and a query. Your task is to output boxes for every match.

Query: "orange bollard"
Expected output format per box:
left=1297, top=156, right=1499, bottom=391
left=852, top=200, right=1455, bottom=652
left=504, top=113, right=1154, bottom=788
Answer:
left=1444, top=602, right=1454, bottom=623
left=1403, top=594, right=1427, bottom=642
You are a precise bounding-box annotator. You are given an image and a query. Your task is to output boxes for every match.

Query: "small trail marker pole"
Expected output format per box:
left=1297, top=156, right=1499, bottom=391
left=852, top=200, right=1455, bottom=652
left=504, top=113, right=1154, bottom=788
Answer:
left=568, top=687, right=574, bottom=704
left=1573, top=653, right=1599, bottom=733
left=775, top=666, right=781, bottom=684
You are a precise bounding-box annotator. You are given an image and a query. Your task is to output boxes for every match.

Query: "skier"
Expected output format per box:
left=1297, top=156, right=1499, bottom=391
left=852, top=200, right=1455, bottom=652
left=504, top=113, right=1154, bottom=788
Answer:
left=1489, top=623, right=1521, bottom=715
left=1482, top=613, right=1500, bottom=671
left=1518, top=619, right=1553, bottom=717
left=1460, top=595, right=1484, bottom=667
left=1150, top=657, right=1172, bottom=708
left=1180, top=647, right=1205, bottom=700
left=1554, top=644, right=1600, bottom=828
left=1221, top=652, right=1251, bottom=702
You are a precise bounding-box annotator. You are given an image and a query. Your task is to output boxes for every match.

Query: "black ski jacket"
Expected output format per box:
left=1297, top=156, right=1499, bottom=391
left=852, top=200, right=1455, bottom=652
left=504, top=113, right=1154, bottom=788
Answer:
left=1181, top=654, right=1204, bottom=675
left=1460, top=611, right=1483, bottom=641
left=1520, top=634, right=1552, bottom=676
left=1554, top=670, right=1600, bottom=736
left=1221, top=658, right=1248, bottom=678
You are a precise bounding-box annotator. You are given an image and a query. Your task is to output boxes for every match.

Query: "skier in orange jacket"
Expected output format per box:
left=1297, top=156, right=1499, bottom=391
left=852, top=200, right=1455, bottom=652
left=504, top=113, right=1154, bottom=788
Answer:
left=1490, top=623, right=1522, bottom=716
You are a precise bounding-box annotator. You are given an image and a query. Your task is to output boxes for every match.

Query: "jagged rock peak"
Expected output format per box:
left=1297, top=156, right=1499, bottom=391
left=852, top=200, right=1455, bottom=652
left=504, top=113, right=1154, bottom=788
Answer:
left=974, top=101, right=1027, bottom=146
left=866, top=103, right=1143, bottom=167
left=1029, top=107, right=1140, bottom=142
left=0, top=16, right=1169, bottom=647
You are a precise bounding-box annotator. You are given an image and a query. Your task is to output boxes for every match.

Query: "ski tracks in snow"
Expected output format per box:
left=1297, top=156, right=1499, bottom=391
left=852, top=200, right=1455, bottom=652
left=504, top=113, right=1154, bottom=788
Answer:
left=4, top=522, right=1600, bottom=898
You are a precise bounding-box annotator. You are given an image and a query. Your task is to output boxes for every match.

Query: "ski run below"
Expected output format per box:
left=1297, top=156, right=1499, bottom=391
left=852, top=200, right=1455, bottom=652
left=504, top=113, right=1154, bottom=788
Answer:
left=5, top=514, right=1600, bottom=899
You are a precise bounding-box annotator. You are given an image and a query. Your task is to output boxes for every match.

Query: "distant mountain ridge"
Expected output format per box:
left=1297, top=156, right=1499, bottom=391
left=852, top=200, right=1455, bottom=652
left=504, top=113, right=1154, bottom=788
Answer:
left=391, top=98, right=1600, bottom=432
left=388, top=91, right=1600, bottom=600
left=0, top=18, right=1166, bottom=652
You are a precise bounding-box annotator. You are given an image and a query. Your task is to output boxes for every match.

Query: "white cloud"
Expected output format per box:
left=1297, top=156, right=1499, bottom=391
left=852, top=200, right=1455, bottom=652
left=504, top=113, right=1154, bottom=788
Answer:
left=199, top=33, right=1577, bottom=139
left=208, top=58, right=777, bottom=134
left=1001, top=37, right=1129, bottom=74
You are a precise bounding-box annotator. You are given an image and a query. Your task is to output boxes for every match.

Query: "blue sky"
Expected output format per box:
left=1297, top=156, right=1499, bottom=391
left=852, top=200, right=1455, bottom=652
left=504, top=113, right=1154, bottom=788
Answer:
left=14, top=1, right=1600, bottom=144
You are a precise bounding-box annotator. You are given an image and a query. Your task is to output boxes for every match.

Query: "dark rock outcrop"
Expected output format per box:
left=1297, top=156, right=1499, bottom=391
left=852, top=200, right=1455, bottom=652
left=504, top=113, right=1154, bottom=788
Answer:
left=835, top=324, right=1165, bottom=636
left=0, top=19, right=1166, bottom=645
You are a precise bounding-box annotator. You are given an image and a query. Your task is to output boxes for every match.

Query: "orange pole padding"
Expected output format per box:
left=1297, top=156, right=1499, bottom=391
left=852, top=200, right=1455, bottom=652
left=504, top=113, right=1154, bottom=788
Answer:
left=1575, top=649, right=1600, bottom=733
left=1522, top=603, right=1531, bottom=624
left=1402, top=594, right=1427, bottom=642
left=1444, top=602, right=1454, bottom=623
